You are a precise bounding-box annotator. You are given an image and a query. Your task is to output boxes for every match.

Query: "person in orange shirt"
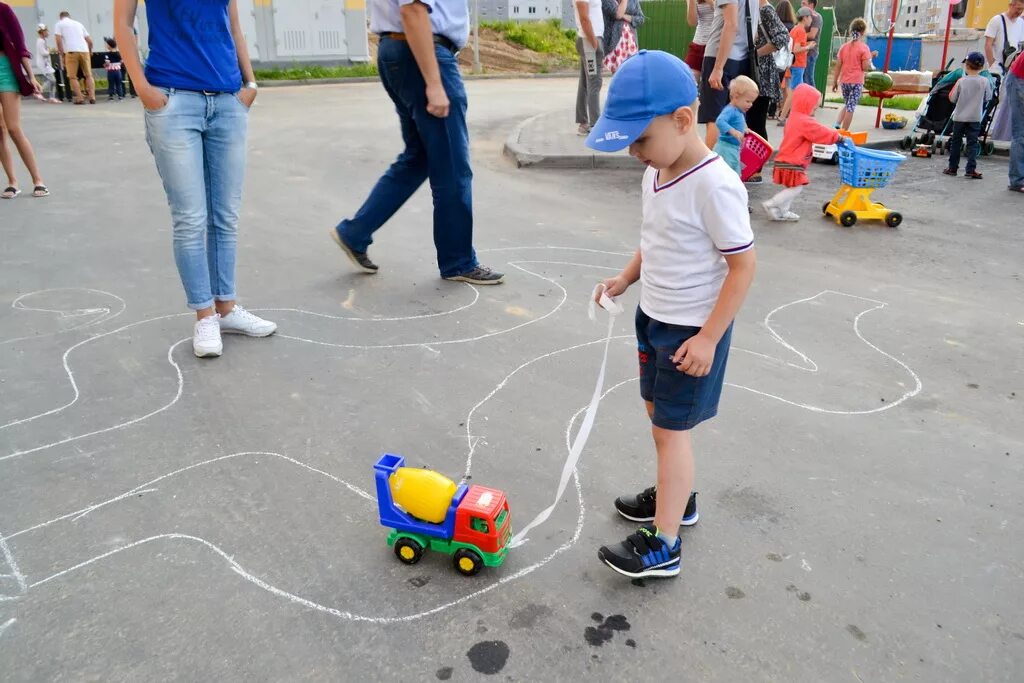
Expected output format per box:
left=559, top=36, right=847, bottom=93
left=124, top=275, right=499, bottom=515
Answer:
left=777, top=7, right=816, bottom=125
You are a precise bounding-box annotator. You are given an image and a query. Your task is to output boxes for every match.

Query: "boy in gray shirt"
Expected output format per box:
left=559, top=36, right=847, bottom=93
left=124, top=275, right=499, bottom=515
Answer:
left=944, top=51, right=994, bottom=179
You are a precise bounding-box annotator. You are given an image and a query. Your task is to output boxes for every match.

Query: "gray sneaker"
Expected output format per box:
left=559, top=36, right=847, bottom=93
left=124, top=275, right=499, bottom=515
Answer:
left=444, top=266, right=505, bottom=285
left=330, top=228, right=378, bottom=273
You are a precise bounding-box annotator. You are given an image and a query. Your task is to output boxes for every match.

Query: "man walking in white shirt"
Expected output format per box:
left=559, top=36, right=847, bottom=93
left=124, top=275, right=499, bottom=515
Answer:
left=54, top=11, right=95, bottom=104
left=984, top=0, right=1024, bottom=141
left=985, top=0, right=1024, bottom=74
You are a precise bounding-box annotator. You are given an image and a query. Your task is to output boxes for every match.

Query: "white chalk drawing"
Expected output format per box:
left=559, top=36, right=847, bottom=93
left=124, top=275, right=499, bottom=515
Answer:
left=0, top=246, right=924, bottom=625
left=0, top=288, right=126, bottom=346
left=728, top=290, right=923, bottom=414
left=0, top=531, right=27, bottom=605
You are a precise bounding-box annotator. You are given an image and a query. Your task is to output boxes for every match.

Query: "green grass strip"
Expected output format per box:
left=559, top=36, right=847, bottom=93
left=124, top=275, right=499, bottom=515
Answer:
left=826, top=94, right=923, bottom=110
left=482, top=18, right=578, bottom=60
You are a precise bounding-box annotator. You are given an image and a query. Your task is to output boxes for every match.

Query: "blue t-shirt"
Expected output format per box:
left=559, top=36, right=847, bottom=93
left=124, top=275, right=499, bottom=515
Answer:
left=715, top=104, right=747, bottom=146
left=144, top=0, right=241, bottom=93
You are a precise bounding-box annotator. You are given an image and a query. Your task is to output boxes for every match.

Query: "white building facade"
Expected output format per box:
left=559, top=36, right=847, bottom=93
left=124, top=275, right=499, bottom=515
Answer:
left=865, top=0, right=968, bottom=36
left=9, top=0, right=370, bottom=66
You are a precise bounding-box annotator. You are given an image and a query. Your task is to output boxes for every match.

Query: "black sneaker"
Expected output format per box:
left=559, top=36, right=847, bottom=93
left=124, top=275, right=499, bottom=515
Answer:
left=330, top=228, right=378, bottom=273
left=614, top=487, right=698, bottom=526
left=598, top=524, right=681, bottom=578
left=443, top=266, right=504, bottom=285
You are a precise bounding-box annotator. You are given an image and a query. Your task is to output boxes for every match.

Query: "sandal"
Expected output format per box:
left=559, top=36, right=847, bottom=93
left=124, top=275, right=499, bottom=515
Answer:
left=2, top=186, right=20, bottom=199
left=32, top=185, right=49, bottom=198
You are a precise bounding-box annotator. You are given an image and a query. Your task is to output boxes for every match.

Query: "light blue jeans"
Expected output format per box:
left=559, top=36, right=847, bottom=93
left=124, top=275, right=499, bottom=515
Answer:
left=144, top=88, right=249, bottom=310
left=1007, top=72, right=1024, bottom=188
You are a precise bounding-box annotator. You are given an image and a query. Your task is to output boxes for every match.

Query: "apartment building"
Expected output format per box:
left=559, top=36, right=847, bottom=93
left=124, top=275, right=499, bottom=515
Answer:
left=8, top=0, right=370, bottom=66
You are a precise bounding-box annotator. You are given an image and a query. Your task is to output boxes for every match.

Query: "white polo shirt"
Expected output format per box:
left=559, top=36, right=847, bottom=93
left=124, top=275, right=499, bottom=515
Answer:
left=54, top=17, right=90, bottom=53
left=639, top=153, right=754, bottom=327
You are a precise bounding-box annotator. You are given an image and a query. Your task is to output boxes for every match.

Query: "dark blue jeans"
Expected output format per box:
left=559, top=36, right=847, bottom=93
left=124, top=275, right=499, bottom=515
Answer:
left=948, top=121, right=981, bottom=173
left=337, top=37, right=477, bottom=278
left=107, top=70, right=125, bottom=98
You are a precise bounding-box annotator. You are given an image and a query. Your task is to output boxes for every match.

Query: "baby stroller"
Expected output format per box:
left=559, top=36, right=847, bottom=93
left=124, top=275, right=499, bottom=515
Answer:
left=899, top=65, right=1001, bottom=157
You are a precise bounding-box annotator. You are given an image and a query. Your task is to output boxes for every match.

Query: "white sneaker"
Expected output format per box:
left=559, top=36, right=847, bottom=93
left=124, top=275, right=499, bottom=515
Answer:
left=781, top=211, right=801, bottom=222
left=762, top=201, right=784, bottom=221
left=193, top=315, right=223, bottom=358
left=218, top=305, right=277, bottom=337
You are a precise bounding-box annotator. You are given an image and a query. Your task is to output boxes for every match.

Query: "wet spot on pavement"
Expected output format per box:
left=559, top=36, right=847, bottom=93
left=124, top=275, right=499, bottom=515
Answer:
left=467, top=641, right=511, bottom=675
left=585, top=614, right=631, bottom=647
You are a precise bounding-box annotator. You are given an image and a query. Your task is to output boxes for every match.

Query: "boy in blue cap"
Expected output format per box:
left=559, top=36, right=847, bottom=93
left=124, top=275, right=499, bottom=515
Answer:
left=586, top=50, right=757, bottom=578
left=942, top=51, right=994, bottom=180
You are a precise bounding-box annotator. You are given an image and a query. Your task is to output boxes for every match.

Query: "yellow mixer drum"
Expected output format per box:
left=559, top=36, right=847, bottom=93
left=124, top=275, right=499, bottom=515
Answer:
left=389, top=467, right=457, bottom=523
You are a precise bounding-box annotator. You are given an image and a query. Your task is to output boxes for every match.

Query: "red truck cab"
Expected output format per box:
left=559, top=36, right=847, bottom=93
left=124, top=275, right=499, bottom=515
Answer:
left=454, top=485, right=511, bottom=555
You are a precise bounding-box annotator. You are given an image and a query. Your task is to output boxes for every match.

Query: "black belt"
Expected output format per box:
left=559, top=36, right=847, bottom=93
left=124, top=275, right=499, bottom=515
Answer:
left=381, top=32, right=459, bottom=54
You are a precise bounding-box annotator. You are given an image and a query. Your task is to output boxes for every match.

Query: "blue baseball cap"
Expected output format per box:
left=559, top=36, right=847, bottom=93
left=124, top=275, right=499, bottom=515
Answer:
left=964, top=51, right=985, bottom=66
left=585, top=50, right=698, bottom=153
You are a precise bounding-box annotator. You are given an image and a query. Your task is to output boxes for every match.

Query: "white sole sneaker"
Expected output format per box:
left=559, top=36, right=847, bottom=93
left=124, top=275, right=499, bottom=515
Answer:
left=193, top=316, right=223, bottom=357
left=193, top=344, right=223, bottom=358
left=219, top=305, right=277, bottom=337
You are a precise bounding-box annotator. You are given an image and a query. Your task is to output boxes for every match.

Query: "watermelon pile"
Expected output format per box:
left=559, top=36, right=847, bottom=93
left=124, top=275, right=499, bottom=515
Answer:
left=864, top=71, right=894, bottom=92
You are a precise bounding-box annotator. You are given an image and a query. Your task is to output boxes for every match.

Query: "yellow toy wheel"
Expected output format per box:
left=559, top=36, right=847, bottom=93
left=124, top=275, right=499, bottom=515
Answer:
left=394, top=537, right=424, bottom=565
left=453, top=548, right=483, bottom=576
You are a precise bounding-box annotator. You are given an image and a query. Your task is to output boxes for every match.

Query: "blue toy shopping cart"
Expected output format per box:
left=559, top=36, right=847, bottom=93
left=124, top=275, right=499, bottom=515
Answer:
left=823, top=141, right=907, bottom=228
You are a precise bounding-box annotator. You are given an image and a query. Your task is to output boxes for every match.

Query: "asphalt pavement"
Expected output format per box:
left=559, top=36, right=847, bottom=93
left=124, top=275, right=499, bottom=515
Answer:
left=1, top=78, right=1021, bottom=681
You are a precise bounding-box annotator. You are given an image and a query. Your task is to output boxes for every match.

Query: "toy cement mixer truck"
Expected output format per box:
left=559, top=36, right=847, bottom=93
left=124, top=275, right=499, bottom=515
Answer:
left=374, top=453, right=512, bottom=576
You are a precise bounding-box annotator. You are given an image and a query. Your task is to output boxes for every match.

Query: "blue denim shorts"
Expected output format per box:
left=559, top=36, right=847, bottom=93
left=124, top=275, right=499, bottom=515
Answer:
left=636, top=306, right=733, bottom=431
left=789, top=67, right=805, bottom=87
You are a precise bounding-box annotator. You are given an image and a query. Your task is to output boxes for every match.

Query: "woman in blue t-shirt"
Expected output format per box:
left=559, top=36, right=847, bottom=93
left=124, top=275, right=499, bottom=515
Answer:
left=114, top=0, right=276, bottom=358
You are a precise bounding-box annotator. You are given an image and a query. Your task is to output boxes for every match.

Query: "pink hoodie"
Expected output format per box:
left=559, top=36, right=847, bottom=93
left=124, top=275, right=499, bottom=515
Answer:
left=776, top=85, right=842, bottom=169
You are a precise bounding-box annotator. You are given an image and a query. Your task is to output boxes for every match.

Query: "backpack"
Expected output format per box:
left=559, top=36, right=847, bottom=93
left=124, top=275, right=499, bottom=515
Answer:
left=1000, top=15, right=1023, bottom=72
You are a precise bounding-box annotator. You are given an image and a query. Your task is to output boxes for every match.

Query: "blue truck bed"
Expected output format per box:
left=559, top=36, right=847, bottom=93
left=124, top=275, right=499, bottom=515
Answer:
left=374, top=453, right=468, bottom=540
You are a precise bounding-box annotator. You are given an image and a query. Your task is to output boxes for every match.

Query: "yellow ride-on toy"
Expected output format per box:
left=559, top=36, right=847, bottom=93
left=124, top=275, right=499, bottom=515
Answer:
left=823, top=139, right=907, bottom=228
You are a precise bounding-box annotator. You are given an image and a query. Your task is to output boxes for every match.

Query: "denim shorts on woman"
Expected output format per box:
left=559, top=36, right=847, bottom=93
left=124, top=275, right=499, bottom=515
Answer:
left=0, top=55, right=19, bottom=93
left=636, top=306, right=733, bottom=431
